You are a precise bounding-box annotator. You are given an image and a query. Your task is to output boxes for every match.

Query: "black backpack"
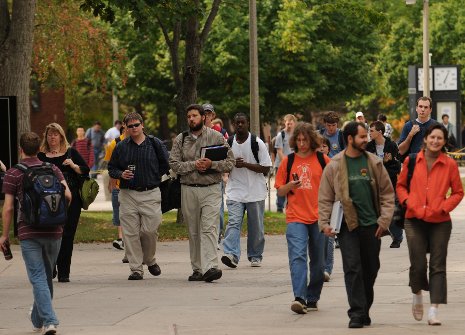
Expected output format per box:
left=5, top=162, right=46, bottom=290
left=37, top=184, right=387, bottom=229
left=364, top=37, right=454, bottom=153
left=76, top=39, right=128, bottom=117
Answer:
left=15, top=163, right=67, bottom=228
left=227, top=134, right=260, bottom=164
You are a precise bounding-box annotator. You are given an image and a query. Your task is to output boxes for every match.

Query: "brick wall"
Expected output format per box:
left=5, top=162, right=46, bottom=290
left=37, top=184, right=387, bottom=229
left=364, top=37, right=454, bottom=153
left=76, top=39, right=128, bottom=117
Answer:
left=30, top=89, right=66, bottom=137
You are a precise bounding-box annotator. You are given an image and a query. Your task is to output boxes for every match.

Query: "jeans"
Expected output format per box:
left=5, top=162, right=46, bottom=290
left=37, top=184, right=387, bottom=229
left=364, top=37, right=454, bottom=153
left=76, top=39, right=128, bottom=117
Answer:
left=21, top=238, right=61, bottom=328
left=404, top=219, right=451, bottom=304
left=91, top=147, right=102, bottom=177
left=276, top=194, right=285, bottom=211
left=111, top=188, right=120, bottom=226
left=286, top=222, right=325, bottom=303
left=390, top=196, right=403, bottom=242
left=338, top=221, right=380, bottom=320
left=223, top=200, right=265, bottom=262
left=324, top=236, right=334, bottom=274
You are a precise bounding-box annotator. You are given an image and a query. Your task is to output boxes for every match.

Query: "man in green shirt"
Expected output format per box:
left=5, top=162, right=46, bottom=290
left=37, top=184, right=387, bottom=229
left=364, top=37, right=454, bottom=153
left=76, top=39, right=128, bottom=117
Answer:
left=318, top=121, right=395, bottom=329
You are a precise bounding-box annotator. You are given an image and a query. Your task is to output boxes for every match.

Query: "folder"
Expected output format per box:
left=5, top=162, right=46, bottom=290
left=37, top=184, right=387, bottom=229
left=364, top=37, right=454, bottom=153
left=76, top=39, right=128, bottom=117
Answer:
left=200, top=145, right=228, bottom=161
left=330, top=201, right=343, bottom=233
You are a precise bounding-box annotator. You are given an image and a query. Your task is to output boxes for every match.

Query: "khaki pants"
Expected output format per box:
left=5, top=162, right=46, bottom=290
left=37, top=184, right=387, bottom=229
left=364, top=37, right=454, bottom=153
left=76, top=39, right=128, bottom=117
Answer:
left=181, top=183, right=221, bottom=274
left=119, top=188, right=162, bottom=275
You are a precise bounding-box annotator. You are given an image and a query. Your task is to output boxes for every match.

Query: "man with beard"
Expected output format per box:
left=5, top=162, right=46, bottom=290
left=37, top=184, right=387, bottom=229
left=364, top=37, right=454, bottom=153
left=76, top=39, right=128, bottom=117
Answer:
left=318, top=121, right=395, bottom=328
left=169, top=104, right=235, bottom=282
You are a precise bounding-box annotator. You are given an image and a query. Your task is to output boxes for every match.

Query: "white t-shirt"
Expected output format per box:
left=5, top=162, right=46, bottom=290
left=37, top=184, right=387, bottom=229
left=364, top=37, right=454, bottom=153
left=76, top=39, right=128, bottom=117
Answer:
left=105, top=127, right=121, bottom=142
left=226, top=133, right=272, bottom=203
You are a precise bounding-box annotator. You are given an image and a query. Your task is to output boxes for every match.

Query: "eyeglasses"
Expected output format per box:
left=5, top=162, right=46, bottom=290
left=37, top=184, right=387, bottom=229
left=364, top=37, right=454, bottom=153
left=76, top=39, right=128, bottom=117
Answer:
left=127, top=123, right=141, bottom=129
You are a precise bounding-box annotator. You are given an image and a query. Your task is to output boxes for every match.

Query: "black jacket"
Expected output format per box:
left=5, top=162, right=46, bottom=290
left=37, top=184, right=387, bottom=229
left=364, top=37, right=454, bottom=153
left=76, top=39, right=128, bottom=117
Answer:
left=366, top=136, right=401, bottom=187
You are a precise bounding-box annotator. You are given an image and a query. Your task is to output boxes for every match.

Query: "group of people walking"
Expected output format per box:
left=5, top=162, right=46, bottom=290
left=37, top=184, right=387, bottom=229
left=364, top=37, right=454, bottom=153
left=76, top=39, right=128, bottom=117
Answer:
left=1, top=96, right=463, bottom=333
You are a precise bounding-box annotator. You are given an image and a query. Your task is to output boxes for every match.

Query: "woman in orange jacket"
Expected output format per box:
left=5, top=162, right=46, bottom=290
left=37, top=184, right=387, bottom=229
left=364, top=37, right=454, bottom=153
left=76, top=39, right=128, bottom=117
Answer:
left=397, top=123, right=464, bottom=326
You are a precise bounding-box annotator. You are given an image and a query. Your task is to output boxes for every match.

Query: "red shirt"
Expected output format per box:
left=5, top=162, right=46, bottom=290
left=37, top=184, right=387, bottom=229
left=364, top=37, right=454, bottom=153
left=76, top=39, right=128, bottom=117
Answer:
left=397, top=150, right=464, bottom=223
left=2, top=157, right=64, bottom=240
left=72, top=138, right=94, bottom=168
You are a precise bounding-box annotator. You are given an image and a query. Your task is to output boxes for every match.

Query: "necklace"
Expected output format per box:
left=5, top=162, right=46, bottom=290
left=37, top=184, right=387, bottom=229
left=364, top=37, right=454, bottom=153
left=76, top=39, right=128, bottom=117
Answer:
left=50, top=148, right=60, bottom=155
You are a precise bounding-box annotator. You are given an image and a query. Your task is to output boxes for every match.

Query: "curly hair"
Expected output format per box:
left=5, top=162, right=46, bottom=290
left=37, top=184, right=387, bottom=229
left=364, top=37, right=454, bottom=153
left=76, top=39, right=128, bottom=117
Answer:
left=323, top=111, right=340, bottom=124
left=289, top=122, right=320, bottom=153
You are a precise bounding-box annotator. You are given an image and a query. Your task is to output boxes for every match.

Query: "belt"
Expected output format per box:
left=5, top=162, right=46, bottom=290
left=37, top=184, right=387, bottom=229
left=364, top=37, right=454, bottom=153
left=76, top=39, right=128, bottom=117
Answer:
left=184, top=183, right=216, bottom=187
left=128, top=185, right=157, bottom=192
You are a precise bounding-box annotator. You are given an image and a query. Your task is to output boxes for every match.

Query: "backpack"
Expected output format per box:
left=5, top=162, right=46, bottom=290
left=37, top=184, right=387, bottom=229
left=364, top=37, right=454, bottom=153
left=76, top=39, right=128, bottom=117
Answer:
left=392, top=153, right=417, bottom=228
left=285, top=151, right=326, bottom=195
left=66, top=148, right=99, bottom=210
left=15, top=163, right=67, bottom=228
left=227, top=134, right=260, bottom=164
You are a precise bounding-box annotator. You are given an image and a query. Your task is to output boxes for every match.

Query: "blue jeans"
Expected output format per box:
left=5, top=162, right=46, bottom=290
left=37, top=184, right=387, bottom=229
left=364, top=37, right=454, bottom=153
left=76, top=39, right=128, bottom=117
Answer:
left=276, top=194, right=285, bottom=211
left=223, top=200, right=265, bottom=262
left=286, top=222, right=325, bottom=303
left=324, top=236, right=334, bottom=274
left=91, top=147, right=102, bottom=177
left=21, top=238, right=61, bottom=328
left=389, top=220, right=403, bottom=242
left=112, top=188, right=120, bottom=226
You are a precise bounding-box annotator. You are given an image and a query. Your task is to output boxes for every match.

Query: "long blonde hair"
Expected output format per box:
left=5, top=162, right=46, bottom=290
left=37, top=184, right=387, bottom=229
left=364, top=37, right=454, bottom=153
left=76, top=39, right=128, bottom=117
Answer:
left=40, top=123, right=70, bottom=153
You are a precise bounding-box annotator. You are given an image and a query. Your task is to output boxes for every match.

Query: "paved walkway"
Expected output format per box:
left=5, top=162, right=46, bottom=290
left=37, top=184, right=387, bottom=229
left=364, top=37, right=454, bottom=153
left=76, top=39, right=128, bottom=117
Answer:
left=1, top=173, right=465, bottom=334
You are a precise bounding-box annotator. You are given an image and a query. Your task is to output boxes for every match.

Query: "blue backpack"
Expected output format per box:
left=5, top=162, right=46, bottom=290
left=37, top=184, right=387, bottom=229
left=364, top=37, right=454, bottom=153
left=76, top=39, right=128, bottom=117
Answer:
left=16, top=163, right=67, bottom=228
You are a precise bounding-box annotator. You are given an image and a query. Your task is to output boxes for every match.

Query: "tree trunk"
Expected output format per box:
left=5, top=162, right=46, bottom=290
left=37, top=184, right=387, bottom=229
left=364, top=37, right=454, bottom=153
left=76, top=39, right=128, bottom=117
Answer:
left=0, top=0, right=37, bottom=137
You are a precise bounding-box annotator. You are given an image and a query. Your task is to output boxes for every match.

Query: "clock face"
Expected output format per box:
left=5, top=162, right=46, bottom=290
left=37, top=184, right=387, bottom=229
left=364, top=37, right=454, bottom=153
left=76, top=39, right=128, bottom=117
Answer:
left=434, top=67, right=458, bottom=91
left=417, top=68, right=433, bottom=91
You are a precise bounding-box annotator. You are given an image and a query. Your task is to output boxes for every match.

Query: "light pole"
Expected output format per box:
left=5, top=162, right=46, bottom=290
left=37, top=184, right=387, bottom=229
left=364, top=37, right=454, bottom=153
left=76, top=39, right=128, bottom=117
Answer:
left=249, top=0, right=260, bottom=136
left=407, top=0, right=430, bottom=97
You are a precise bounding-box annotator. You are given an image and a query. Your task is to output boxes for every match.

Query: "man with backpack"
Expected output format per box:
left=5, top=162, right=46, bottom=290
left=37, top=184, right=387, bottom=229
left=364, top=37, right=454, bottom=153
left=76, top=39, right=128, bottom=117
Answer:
left=274, top=114, right=297, bottom=212
left=221, top=113, right=272, bottom=268
left=1, top=132, right=71, bottom=334
left=108, top=112, right=169, bottom=280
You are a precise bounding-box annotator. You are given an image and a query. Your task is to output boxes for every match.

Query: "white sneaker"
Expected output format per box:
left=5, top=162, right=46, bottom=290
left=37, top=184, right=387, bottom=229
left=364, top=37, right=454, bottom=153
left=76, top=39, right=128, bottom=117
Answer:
left=112, top=239, right=124, bottom=250
left=28, top=306, right=42, bottom=332
left=428, top=307, right=441, bottom=326
left=251, top=259, right=262, bottom=267
left=43, top=324, right=57, bottom=335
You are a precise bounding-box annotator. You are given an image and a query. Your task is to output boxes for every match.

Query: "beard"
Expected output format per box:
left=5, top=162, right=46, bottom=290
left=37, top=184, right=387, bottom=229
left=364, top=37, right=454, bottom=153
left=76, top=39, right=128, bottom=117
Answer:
left=352, top=141, right=366, bottom=153
left=189, top=121, right=204, bottom=132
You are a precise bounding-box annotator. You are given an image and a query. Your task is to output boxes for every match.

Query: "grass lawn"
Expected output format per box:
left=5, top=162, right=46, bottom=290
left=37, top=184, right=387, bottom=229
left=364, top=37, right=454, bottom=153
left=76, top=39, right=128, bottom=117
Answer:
left=1, top=210, right=288, bottom=244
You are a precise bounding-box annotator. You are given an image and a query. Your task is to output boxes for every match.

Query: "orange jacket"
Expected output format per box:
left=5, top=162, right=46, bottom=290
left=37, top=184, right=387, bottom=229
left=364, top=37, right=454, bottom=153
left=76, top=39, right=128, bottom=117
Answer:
left=397, top=150, right=463, bottom=223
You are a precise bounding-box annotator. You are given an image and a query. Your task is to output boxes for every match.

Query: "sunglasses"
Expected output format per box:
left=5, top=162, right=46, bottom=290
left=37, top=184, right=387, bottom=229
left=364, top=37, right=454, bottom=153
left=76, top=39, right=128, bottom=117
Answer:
left=127, top=123, right=141, bottom=129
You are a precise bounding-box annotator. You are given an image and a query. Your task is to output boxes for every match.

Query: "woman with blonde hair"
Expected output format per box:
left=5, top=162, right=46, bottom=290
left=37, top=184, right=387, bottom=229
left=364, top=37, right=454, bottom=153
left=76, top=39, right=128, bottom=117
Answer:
left=38, top=123, right=90, bottom=282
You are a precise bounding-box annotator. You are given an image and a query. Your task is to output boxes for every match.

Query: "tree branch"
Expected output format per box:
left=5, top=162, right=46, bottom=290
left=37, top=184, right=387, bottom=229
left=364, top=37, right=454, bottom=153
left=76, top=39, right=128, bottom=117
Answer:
left=156, top=15, right=173, bottom=49
left=199, top=0, right=221, bottom=48
left=156, top=15, right=182, bottom=90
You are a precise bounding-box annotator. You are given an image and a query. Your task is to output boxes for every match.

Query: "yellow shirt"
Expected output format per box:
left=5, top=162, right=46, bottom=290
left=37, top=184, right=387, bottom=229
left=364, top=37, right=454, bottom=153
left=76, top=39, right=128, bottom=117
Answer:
left=105, top=134, right=126, bottom=188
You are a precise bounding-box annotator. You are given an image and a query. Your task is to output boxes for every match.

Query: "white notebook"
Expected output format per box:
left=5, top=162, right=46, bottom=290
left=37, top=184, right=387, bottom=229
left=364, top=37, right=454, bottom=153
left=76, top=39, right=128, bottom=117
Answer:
left=330, top=201, right=343, bottom=233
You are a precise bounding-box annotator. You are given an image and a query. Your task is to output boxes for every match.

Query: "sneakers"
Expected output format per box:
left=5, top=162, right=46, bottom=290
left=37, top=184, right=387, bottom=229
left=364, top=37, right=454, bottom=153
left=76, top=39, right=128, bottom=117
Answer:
left=122, top=256, right=129, bottom=263
left=390, top=240, right=401, bottom=248
left=324, top=271, right=330, bottom=282
left=43, top=324, right=57, bottom=334
left=250, top=259, right=262, bottom=267
left=412, top=294, right=424, bottom=321
left=221, top=254, right=238, bottom=268
left=148, top=263, right=161, bottom=276
left=28, top=306, right=42, bottom=332
left=428, top=307, right=441, bottom=326
left=128, top=272, right=143, bottom=280
left=203, top=268, right=222, bottom=282
left=291, top=298, right=307, bottom=314
left=306, top=301, right=318, bottom=311
left=188, top=271, right=204, bottom=281
left=112, top=238, right=124, bottom=250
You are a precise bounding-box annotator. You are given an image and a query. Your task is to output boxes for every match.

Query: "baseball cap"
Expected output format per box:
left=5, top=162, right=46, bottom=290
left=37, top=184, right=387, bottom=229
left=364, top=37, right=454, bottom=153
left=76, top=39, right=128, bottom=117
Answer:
left=355, top=112, right=364, bottom=118
left=202, top=103, right=215, bottom=113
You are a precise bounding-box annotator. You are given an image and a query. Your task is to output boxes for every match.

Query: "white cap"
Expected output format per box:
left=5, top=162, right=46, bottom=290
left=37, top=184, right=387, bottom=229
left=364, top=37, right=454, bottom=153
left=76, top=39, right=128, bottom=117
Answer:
left=355, top=112, right=364, bottom=118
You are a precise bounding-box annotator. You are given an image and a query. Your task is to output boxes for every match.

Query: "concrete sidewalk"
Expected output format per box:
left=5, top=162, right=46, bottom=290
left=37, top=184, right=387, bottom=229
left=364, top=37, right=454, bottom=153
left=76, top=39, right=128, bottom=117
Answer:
left=1, top=205, right=465, bottom=334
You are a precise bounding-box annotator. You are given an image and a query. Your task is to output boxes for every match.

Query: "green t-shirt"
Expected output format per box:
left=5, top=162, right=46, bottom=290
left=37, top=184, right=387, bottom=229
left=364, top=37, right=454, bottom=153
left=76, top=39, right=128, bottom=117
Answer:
left=346, top=154, right=378, bottom=227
